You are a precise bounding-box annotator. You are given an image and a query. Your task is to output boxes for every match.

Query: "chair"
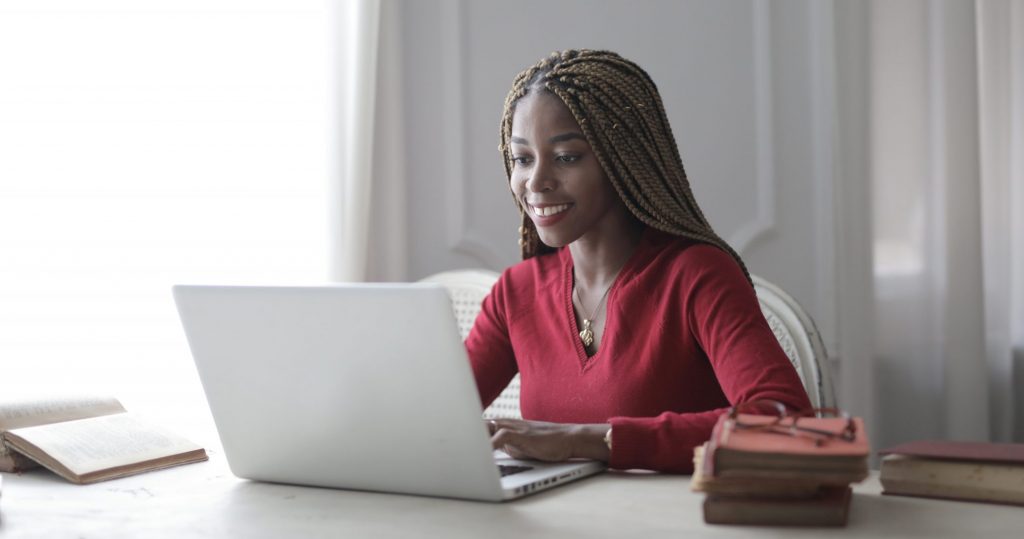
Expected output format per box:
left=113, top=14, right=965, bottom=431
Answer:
left=751, top=275, right=836, bottom=410
left=420, top=270, right=835, bottom=419
left=419, top=269, right=521, bottom=419
left=419, top=269, right=501, bottom=339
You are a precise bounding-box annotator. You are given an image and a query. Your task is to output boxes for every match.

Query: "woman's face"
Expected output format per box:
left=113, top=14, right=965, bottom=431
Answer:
left=509, top=91, right=627, bottom=249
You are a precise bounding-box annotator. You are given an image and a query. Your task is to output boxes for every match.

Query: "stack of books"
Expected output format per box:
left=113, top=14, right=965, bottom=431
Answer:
left=692, top=407, right=870, bottom=527
left=879, top=440, right=1024, bottom=506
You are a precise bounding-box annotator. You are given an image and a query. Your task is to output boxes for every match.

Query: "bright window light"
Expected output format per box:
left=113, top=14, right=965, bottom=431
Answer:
left=0, top=0, right=328, bottom=429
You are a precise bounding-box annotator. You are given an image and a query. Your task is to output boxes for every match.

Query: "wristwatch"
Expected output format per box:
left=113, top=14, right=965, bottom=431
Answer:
left=603, top=427, right=613, bottom=452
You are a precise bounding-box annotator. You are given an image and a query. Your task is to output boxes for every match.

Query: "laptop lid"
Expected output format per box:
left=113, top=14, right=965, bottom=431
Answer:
left=173, top=283, right=508, bottom=501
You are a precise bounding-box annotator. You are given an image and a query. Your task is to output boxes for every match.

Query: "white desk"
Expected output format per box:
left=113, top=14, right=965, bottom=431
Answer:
left=2, top=452, right=1023, bottom=538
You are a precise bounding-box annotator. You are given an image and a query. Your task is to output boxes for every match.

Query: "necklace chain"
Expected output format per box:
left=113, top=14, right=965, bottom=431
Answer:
left=573, top=276, right=614, bottom=348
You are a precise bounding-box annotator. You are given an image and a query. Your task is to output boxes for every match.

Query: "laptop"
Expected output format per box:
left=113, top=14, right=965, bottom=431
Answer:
left=172, top=283, right=605, bottom=502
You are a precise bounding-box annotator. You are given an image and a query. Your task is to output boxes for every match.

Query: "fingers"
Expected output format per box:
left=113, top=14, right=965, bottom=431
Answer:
left=486, top=418, right=509, bottom=436
left=490, top=427, right=528, bottom=459
left=486, top=419, right=525, bottom=456
left=490, top=425, right=571, bottom=462
left=485, top=419, right=575, bottom=461
left=487, top=418, right=527, bottom=435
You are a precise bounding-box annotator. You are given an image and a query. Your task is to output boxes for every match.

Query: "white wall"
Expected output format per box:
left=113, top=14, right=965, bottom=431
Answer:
left=374, top=0, right=872, bottom=417
left=392, top=0, right=840, bottom=333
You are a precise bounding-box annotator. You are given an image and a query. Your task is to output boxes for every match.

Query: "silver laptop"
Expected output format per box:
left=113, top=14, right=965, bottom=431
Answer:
left=172, top=283, right=605, bottom=502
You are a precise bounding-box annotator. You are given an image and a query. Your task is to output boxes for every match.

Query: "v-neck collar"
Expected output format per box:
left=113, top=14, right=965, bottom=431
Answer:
left=559, top=226, right=657, bottom=370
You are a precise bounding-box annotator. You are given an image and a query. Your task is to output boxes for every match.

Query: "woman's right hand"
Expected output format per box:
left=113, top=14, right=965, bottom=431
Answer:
left=486, top=418, right=610, bottom=462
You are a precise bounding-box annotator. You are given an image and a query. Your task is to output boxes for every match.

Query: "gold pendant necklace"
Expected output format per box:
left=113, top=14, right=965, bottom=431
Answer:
left=574, top=278, right=613, bottom=348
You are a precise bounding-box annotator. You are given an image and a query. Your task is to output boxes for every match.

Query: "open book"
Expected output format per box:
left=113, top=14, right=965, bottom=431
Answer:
left=0, top=396, right=207, bottom=484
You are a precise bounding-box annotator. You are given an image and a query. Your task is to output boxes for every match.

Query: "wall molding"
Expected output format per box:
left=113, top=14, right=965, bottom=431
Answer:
left=442, top=0, right=777, bottom=266
left=809, top=0, right=840, bottom=357
left=728, top=0, right=777, bottom=256
left=832, top=0, right=877, bottom=429
left=440, top=0, right=507, bottom=270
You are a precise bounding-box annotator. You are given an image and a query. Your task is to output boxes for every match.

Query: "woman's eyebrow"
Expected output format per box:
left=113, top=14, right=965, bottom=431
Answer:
left=548, top=132, right=585, bottom=143
left=510, top=132, right=586, bottom=145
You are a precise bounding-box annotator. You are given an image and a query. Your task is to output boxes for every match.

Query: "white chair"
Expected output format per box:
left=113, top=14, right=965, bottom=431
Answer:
left=419, top=269, right=501, bottom=339
left=421, top=270, right=835, bottom=419
left=751, top=275, right=836, bottom=410
left=419, top=269, right=521, bottom=419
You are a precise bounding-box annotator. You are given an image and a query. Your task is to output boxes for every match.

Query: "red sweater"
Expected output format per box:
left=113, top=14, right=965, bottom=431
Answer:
left=465, top=227, right=811, bottom=473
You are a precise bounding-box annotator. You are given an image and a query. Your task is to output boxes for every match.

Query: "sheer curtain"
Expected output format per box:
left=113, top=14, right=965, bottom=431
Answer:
left=977, top=0, right=1024, bottom=442
left=328, top=0, right=380, bottom=282
left=0, top=0, right=328, bottom=434
left=328, top=0, right=407, bottom=283
left=869, top=0, right=1024, bottom=448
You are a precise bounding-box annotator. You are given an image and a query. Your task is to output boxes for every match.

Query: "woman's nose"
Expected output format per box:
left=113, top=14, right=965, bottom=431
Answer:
left=526, top=160, right=556, bottom=192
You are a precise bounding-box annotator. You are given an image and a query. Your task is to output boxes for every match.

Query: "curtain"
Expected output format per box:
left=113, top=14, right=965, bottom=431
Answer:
left=869, top=0, right=1024, bottom=448
left=328, top=0, right=407, bottom=283
left=0, top=0, right=329, bottom=418
left=328, top=0, right=381, bottom=282
left=977, top=0, right=1024, bottom=441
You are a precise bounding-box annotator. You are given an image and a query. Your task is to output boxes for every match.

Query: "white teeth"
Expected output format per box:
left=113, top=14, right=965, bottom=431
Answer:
left=533, top=204, right=570, bottom=217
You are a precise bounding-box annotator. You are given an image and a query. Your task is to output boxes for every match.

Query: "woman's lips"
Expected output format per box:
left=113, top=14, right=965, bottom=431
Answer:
left=529, top=203, right=573, bottom=227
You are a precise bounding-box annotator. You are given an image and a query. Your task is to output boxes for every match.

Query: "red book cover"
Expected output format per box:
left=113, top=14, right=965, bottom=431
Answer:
left=879, top=440, right=1024, bottom=464
left=704, top=412, right=869, bottom=478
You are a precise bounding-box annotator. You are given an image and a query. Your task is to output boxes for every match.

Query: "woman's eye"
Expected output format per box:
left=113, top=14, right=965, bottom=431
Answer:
left=556, top=154, right=580, bottom=163
left=511, top=156, right=532, bottom=165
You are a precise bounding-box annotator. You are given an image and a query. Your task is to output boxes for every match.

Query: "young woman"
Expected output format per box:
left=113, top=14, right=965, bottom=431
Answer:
left=466, top=50, right=811, bottom=473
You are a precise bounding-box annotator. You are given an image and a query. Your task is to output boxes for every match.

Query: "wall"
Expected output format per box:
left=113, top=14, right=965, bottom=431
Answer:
left=372, top=0, right=876, bottom=423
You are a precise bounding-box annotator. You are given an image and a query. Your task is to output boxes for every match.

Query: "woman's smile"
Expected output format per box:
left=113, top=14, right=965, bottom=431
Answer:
left=529, top=202, right=574, bottom=226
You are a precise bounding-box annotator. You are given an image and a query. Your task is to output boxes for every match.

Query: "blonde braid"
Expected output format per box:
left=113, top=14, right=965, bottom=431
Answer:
left=498, top=50, right=750, bottom=283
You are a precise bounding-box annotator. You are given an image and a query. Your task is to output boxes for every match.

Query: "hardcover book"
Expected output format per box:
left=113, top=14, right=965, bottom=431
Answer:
left=694, top=409, right=870, bottom=527
left=691, top=443, right=823, bottom=498
left=0, top=395, right=207, bottom=484
left=702, top=485, right=852, bottom=527
left=703, top=412, right=870, bottom=484
left=879, top=440, right=1024, bottom=506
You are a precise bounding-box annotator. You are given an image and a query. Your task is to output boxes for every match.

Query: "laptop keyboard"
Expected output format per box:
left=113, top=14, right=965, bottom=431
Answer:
left=498, top=464, right=534, bottom=477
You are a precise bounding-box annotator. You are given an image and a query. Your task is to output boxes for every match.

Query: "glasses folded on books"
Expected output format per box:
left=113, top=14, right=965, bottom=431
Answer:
left=726, top=399, right=857, bottom=446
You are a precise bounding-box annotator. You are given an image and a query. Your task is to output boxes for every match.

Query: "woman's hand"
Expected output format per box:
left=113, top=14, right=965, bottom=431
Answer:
left=487, top=418, right=611, bottom=462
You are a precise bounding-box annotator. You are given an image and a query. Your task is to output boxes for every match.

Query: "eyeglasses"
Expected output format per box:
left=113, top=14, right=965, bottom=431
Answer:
left=726, top=399, right=857, bottom=446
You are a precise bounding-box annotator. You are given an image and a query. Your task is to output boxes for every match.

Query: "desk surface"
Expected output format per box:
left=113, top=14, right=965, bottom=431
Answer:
left=2, top=451, right=1023, bottom=539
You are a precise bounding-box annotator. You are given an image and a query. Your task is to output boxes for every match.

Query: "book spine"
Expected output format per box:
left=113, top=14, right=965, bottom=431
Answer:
left=703, top=416, right=731, bottom=478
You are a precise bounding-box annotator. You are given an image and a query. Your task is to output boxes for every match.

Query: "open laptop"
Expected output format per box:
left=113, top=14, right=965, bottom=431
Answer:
left=172, top=283, right=605, bottom=502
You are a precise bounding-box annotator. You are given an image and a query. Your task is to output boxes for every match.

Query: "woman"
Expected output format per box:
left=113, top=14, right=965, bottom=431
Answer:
left=466, top=50, right=810, bottom=473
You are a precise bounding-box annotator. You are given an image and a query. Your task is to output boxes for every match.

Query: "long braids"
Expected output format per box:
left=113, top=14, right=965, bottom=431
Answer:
left=498, top=49, right=751, bottom=283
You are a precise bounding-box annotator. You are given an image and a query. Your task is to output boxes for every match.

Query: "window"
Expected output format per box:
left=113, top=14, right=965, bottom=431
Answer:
left=0, top=0, right=327, bottom=427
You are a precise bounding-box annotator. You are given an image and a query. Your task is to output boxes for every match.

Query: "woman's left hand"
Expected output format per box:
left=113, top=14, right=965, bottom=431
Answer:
left=487, top=418, right=611, bottom=462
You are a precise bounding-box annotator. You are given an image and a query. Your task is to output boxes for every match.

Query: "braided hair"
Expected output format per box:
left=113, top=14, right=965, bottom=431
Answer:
left=499, top=49, right=750, bottom=283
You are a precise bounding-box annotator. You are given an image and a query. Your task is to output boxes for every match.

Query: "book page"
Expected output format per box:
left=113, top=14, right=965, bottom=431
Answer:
left=0, top=395, right=126, bottom=431
left=4, top=413, right=203, bottom=476
left=0, top=396, right=125, bottom=466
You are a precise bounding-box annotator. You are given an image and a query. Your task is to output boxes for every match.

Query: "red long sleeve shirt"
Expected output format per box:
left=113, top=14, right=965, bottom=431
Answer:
left=465, top=227, right=811, bottom=473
